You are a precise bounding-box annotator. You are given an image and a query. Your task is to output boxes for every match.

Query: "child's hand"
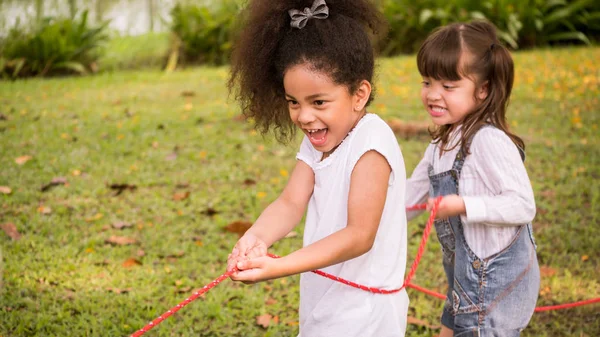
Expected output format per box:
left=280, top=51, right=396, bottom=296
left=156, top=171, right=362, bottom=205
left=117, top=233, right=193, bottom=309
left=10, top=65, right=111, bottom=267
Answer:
left=227, top=233, right=267, bottom=272
left=427, top=194, right=466, bottom=219
left=230, top=255, right=281, bottom=284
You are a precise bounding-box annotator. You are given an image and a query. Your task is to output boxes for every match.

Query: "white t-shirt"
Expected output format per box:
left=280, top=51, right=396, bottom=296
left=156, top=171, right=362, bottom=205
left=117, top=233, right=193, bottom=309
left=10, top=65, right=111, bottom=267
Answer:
left=296, top=113, right=409, bottom=337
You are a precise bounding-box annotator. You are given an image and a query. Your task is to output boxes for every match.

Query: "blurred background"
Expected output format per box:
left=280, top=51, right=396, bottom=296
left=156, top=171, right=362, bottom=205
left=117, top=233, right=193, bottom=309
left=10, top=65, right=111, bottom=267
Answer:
left=1, top=0, right=599, bottom=78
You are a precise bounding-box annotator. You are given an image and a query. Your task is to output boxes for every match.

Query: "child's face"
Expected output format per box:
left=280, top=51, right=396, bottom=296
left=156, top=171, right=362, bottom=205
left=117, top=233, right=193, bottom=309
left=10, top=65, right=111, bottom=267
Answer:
left=420, top=75, right=487, bottom=127
left=284, top=63, right=366, bottom=157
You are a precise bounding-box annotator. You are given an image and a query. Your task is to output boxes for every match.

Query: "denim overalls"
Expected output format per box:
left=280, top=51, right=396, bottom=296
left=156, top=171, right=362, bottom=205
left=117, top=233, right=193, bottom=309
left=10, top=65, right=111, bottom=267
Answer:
left=428, top=141, right=540, bottom=337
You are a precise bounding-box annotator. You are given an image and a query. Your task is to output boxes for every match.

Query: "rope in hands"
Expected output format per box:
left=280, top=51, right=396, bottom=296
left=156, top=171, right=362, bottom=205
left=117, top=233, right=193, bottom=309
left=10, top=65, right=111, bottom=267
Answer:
left=130, top=197, right=600, bottom=336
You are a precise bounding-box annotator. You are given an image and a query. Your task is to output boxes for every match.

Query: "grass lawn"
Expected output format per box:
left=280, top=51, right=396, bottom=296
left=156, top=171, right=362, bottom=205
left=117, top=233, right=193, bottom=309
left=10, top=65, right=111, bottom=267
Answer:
left=1, top=47, right=599, bottom=337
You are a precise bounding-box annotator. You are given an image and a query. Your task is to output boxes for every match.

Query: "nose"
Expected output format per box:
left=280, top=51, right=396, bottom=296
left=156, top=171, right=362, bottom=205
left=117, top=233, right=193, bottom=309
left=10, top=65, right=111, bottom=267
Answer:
left=296, top=107, right=315, bottom=125
left=426, top=87, right=441, bottom=101
left=426, top=90, right=441, bottom=101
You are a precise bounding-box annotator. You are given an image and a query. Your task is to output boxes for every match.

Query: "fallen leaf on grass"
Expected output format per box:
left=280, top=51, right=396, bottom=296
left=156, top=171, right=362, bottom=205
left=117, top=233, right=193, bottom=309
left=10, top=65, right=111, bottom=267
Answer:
left=265, top=297, right=277, bottom=305
left=243, top=178, right=256, bottom=186
left=15, top=155, right=32, bottom=165
left=105, top=235, right=137, bottom=246
left=137, top=249, right=146, bottom=257
left=581, top=255, right=589, bottom=262
left=0, top=186, right=12, bottom=194
left=122, top=258, right=142, bottom=268
left=256, top=314, right=273, bottom=328
left=223, top=221, right=253, bottom=237
left=1, top=223, right=21, bottom=240
left=112, top=222, right=132, bottom=229
left=41, top=177, right=68, bottom=192
left=540, top=265, right=557, bottom=277
left=173, top=191, right=190, bottom=201
left=37, top=206, right=52, bottom=214
left=176, top=286, right=192, bottom=293
left=201, top=207, right=219, bottom=216
left=107, top=183, right=137, bottom=196
left=107, top=287, right=133, bottom=294
left=407, top=316, right=440, bottom=329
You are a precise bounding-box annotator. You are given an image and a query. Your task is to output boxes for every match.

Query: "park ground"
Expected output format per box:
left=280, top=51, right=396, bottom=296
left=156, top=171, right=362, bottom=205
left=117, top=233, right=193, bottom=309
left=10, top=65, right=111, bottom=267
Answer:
left=0, top=46, right=599, bottom=336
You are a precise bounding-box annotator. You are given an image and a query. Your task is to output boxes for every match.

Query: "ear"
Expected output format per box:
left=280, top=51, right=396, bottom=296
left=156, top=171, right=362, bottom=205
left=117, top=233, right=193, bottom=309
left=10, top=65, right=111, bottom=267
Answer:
left=353, top=80, right=372, bottom=112
left=477, top=81, right=489, bottom=100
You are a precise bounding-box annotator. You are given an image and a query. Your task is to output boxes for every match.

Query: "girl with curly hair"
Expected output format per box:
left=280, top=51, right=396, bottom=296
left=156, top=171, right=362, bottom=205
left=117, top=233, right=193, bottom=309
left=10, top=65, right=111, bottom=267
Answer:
left=226, top=0, right=409, bottom=335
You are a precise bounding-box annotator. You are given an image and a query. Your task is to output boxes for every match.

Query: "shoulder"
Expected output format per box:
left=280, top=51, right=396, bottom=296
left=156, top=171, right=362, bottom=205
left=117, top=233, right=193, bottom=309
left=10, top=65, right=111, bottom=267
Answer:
left=469, top=126, right=522, bottom=160
left=351, top=114, right=398, bottom=146
left=471, top=126, right=515, bottom=150
left=347, top=114, right=404, bottom=180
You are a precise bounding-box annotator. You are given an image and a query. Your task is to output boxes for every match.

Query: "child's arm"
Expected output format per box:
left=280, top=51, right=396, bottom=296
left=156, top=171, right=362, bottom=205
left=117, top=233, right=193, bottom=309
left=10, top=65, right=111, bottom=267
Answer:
left=432, top=129, right=536, bottom=225
left=231, top=151, right=391, bottom=283
left=227, top=160, right=314, bottom=271
left=406, top=145, right=433, bottom=220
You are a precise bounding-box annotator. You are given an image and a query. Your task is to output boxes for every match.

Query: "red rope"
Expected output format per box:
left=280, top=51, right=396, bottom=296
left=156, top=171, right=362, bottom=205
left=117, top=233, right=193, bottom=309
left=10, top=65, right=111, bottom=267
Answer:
left=130, top=272, right=233, bottom=337
left=130, top=198, right=600, bottom=336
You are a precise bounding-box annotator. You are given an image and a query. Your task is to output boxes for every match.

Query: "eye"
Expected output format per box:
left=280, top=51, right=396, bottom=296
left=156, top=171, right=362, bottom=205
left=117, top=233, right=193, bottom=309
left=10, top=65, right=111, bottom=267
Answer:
left=421, top=81, right=430, bottom=87
left=443, top=85, right=455, bottom=89
left=314, top=100, right=326, bottom=106
left=287, top=99, right=299, bottom=106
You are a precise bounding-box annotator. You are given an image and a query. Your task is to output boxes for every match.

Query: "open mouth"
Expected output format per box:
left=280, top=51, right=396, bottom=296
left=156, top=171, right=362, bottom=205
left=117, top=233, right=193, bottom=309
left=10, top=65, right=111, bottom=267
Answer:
left=429, top=105, right=447, bottom=117
left=306, top=128, right=328, bottom=146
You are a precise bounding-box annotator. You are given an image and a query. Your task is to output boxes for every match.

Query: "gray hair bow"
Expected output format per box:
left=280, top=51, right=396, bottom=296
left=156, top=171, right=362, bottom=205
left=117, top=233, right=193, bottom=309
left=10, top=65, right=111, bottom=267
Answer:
left=288, top=0, right=329, bottom=29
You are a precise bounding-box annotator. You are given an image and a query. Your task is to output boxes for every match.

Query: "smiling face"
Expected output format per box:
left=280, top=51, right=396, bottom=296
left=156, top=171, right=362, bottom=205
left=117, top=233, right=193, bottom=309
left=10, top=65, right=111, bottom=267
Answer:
left=420, top=75, right=487, bottom=127
left=284, top=63, right=370, bottom=158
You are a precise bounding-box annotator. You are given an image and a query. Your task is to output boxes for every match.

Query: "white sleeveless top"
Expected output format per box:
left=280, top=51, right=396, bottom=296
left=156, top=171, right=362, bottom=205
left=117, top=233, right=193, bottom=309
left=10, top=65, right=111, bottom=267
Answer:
left=296, top=113, right=409, bottom=337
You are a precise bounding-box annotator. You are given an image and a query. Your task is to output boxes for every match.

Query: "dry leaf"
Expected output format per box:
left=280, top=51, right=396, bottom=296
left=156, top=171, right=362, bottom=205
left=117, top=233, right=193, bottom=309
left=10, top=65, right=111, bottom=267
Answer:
left=1, top=223, right=21, bottom=240
left=137, top=249, right=146, bottom=257
left=176, top=182, right=190, bottom=188
left=105, top=235, right=137, bottom=246
left=256, top=314, right=273, bottom=328
left=177, top=286, right=192, bottom=293
left=107, top=287, right=133, bottom=294
left=38, top=206, right=52, bottom=214
left=581, top=255, right=589, bottom=262
left=0, top=186, right=12, bottom=194
left=201, top=207, right=219, bottom=216
left=265, top=297, right=277, bottom=305
left=122, top=258, right=143, bottom=268
left=107, top=183, right=137, bottom=196
left=540, top=265, right=557, bottom=277
left=223, top=221, right=253, bottom=237
left=15, top=155, right=32, bottom=165
left=112, top=222, right=133, bottom=230
left=243, top=178, right=256, bottom=186
left=41, top=177, right=68, bottom=192
left=173, top=191, right=190, bottom=201
left=407, top=316, right=440, bottom=329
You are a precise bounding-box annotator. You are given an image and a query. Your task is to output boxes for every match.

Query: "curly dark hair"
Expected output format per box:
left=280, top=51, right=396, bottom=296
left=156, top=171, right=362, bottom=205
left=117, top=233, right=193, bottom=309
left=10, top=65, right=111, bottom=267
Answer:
left=417, top=20, right=524, bottom=156
left=228, top=0, right=387, bottom=142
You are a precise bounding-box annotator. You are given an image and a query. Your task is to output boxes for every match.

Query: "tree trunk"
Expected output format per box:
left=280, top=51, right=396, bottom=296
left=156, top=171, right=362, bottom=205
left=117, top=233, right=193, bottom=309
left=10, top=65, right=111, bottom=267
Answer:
left=148, top=0, right=155, bottom=32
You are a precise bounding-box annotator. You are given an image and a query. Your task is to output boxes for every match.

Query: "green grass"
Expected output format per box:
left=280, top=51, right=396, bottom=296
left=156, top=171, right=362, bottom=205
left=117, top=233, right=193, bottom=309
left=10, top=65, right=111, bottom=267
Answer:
left=1, top=47, right=599, bottom=336
left=98, top=32, right=170, bottom=72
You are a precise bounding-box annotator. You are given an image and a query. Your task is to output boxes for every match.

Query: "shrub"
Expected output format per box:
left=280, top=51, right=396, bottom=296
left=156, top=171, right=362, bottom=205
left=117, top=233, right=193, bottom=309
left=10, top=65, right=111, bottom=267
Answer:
left=0, top=10, right=109, bottom=79
left=169, top=0, right=242, bottom=67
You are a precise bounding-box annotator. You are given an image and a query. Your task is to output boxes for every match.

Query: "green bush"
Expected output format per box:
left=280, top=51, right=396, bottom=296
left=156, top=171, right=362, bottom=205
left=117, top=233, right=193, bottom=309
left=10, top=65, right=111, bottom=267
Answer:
left=0, top=10, right=109, bottom=79
left=169, top=0, right=242, bottom=67
left=378, top=0, right=599, bottom=55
